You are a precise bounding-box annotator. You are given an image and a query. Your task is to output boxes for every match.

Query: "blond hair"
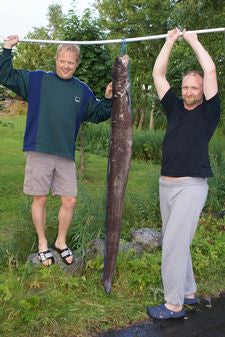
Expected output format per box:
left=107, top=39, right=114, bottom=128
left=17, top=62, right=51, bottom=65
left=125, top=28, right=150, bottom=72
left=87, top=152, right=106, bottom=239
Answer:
left=56, top=44, right=81, bottom=65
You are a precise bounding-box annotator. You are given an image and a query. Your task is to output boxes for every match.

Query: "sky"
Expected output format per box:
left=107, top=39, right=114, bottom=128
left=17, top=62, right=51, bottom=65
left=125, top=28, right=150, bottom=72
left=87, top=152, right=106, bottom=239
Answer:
left=0, top=0, right=95, bottom=39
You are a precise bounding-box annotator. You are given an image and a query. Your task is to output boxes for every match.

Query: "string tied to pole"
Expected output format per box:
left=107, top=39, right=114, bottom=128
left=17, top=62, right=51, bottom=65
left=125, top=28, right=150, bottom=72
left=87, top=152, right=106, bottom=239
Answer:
left=120, top=37, right=127, bottom=56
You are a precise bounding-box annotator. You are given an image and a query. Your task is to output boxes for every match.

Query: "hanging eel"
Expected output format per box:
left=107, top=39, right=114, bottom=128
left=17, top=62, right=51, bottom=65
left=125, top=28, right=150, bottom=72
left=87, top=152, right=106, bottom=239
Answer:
left=104, top=54, right=132, bottom=294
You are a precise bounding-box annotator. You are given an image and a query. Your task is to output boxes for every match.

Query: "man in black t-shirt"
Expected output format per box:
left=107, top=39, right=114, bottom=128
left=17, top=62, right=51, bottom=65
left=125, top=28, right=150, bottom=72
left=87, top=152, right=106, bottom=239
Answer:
left=146, top=28, right=220, bottom=320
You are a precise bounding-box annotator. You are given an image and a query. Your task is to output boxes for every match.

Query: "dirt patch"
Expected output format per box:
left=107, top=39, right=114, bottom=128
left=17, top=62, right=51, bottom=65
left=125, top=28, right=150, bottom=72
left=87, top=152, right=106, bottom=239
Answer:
left=0, top=99, right=27, bottom=115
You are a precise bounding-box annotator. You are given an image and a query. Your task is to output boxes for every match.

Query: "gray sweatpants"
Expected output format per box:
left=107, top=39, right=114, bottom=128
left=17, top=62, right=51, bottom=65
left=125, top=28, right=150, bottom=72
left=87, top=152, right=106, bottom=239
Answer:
left=159, top=177, right=208, bottom=306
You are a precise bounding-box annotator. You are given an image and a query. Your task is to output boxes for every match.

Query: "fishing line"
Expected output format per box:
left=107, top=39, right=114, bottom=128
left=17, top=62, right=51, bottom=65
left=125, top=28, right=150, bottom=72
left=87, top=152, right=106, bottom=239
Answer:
left=120, top=37, right=127, bottom=56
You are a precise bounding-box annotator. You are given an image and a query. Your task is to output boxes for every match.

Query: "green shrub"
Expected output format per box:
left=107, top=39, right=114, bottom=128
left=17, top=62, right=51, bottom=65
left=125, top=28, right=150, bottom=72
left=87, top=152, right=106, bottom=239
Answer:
left=79, top=123, right=164, bottom=163
left=132, top=128, right=164, bottom=163
left=207, top=135, right=225, bottom=213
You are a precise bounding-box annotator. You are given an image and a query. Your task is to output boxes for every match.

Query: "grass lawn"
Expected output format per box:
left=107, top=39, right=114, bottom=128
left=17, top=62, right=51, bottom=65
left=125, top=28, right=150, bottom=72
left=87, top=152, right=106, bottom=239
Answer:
left=0, top=115, right=225, bottom=337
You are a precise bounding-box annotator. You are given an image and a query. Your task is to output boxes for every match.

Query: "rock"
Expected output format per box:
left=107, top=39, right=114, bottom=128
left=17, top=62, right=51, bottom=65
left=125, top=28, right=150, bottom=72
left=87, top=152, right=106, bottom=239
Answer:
left=86, top=238, right=144, bottom=259
left=118, top=241, right=144, bottom=254
left=131, top=228, right=162, bottom=251
left=27, top=248, right=83, bottom=276
left=86, top=239, right=105, bottom=259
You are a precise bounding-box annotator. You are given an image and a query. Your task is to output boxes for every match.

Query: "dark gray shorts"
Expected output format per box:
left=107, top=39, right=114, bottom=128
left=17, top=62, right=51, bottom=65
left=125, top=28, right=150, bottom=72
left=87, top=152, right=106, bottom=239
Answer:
left=23, top=151, right=77, bottom=196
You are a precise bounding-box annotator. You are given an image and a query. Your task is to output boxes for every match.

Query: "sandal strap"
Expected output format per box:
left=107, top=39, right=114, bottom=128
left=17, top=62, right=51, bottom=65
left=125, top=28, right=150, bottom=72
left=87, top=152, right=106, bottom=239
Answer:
left=60, top=248, right=73, bottom=258
left=38, top=250, right=53, bottom=262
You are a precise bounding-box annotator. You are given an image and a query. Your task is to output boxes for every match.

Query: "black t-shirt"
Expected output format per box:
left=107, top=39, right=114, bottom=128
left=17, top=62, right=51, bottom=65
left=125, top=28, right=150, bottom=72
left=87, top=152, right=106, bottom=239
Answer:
left=161, top=89, right=220, bottom=177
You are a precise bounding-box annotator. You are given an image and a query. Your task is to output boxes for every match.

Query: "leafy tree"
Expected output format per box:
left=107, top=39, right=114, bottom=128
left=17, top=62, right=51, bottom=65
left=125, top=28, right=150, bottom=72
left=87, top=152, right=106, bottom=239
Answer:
left=47, top=4, right=64, bottom=35
left=96, top=0, right=172, bottom=129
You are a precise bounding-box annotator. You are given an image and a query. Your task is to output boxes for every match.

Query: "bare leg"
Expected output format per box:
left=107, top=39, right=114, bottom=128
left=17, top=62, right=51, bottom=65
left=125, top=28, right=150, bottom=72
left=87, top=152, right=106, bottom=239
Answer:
left=54, top=196, right=76, bottom=264
left=32, top=195, right=51, bottom=266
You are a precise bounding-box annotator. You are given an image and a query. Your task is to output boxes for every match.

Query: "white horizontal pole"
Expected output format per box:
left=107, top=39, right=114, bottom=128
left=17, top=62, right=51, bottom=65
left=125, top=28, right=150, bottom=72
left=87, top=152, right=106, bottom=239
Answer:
left=1, top=27, right=224, bottom=45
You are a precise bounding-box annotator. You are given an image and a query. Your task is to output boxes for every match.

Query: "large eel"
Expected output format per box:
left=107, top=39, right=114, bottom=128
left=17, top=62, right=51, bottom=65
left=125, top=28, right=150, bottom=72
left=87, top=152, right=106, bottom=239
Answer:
left=104, top=55, right=132, bottom=294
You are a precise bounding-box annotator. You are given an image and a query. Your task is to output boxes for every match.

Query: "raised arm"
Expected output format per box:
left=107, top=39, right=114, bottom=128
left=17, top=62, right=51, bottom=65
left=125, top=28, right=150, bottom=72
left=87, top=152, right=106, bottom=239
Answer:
left=152, top=28, right=180, bottom=100
left=183, top=30, right=218, bottom=100
left=0, top=35, right=29, bottom=99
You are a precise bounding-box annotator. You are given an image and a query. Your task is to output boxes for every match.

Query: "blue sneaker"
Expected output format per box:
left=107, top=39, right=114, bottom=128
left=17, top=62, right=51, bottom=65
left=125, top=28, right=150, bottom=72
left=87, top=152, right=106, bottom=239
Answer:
left=147, top=304, right=186, bottom=320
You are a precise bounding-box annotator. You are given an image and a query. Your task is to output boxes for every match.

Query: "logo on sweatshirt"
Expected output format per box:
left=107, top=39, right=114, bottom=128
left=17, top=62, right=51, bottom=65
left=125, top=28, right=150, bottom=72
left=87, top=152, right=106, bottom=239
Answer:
left=75, top=96, right=80, bottom=103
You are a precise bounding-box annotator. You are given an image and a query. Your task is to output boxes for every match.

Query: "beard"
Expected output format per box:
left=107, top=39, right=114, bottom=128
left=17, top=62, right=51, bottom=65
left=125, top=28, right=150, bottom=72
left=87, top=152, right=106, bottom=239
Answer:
left=183, top=96, right=203, bottom=106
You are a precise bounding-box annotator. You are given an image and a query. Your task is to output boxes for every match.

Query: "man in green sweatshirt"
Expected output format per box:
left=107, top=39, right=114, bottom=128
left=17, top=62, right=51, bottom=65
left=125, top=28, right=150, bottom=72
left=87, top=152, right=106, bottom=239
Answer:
left=0, top=35, right=112, bottom=266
